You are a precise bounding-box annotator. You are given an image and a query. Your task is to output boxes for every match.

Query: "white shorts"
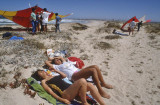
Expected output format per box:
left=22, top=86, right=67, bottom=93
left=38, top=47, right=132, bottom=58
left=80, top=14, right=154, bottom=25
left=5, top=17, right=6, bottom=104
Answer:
left=130, top=26, right=135, bottom=30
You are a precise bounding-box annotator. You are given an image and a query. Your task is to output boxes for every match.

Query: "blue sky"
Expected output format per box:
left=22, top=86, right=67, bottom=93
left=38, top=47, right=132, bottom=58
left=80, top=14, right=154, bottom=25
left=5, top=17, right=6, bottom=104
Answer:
left=0, top=0, right=160, bottom=22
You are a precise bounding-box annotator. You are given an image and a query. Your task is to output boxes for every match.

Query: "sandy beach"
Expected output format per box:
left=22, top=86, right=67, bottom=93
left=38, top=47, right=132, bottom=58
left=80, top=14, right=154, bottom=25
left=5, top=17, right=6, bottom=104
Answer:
left=0, top=20, right=160, bottom=105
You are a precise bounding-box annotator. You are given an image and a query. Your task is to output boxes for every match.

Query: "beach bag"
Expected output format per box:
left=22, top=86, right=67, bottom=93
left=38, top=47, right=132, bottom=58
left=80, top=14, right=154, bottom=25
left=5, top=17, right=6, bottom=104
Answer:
left=2, top=32, right=12, bottom=38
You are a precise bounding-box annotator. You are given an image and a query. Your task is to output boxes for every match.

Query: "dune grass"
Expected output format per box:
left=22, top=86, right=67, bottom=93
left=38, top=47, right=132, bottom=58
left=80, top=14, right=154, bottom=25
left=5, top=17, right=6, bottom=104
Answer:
left=106, top=22, right=121, bottom=29
left=96, top=26, right=111, bottom=34
left=21, top=39, right=45, bottom=49
left=96, top=21, right=121, bottom=34
left=94, top=42, right=112, bottom=50
left=71, top=23, right=88, bottom=31
left=105, top=35, right=121, bottom=40
left=0, top=39, right=47, bottom=68
left=145, top=23, right=160, bottom=34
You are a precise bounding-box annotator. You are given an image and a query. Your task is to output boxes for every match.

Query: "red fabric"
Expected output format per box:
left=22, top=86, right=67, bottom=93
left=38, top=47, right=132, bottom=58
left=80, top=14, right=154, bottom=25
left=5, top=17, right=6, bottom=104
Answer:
left=68, top=57, right=85, bottom=69
left=13, top=6, right=54, bottom=27
left=145, top=19, right=151, bottom=23
left=121, top=16, right=139, bottom=29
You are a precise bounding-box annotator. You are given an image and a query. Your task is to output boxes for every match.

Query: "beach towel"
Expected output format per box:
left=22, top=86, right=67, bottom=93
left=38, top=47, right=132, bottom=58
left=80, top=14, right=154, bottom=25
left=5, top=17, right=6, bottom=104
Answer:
left=27, top=77, right=82, bottom=105
left=27, top=77, right=61, bottom=105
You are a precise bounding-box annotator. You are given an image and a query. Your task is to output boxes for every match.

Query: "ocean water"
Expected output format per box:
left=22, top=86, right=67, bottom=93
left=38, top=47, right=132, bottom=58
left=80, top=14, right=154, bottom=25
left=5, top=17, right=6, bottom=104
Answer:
left=0, top=18, right=89, bottom=26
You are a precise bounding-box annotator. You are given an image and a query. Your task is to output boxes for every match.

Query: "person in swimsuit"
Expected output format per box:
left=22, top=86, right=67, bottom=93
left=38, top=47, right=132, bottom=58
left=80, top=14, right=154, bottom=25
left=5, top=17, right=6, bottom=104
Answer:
left=32, top=69, right=106, bottom=105
left=45, top=56, right=113, bottom=99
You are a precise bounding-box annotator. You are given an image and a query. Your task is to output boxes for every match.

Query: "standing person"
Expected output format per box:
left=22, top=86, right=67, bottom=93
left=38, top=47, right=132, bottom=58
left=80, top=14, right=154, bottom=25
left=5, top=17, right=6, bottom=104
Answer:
left=42, top=8, right=51, bottom=33
left=55, top=13, right=62, bottom=33
left=129, top=19, right=136, bottom=35
left=39, top=12, right=43, bottom=32
left=137, top=21, right=143, bottom=32
left=30, top=8, right=36, bottom=35
left=36, top=12, right=40, bottom=32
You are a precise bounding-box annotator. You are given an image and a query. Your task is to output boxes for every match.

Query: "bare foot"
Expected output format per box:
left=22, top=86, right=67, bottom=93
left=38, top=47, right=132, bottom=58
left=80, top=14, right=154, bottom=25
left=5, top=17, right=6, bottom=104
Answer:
left=101, top=83, right=113, bottom=89
left=99, top=91, right=111, bottom=99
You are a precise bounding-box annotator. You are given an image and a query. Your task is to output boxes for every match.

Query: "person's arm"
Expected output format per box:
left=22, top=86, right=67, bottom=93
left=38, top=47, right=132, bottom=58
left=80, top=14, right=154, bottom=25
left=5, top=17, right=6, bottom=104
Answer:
left=41, top=80, right=70, bottom=104
left=45, top=60, right=53, bottom=68
left=54, top=56, right=66, bottom=62
left=48, top=56, right=66, bottom=62
left=48, top=57, right=54, bottom=61
left=50, top=68, right=67, bottom=79
left=45, top=60, right=67, bottom=78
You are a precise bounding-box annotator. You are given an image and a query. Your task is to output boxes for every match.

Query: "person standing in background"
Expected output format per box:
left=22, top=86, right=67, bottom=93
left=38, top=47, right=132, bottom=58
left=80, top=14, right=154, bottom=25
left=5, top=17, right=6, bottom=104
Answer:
left=137, top=21, right=143, bottom=32
left=39, top=12, right=43, bottom=32
left=129, top=19, right=136, bottom=35
left=30, top=8, right=36, bottom=35
left=55, top=13, right=62, bottom=33
left=36, top=12, right=40, bottom=32
left=42, top=8, right=51, bottom=33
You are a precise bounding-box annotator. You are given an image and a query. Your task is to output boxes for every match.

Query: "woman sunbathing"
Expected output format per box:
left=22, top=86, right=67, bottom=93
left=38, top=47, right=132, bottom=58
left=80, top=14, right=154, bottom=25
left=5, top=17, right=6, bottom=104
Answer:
left=45, top=56, right=113, bottom=99
left=32, top=69, right=106, bottom=105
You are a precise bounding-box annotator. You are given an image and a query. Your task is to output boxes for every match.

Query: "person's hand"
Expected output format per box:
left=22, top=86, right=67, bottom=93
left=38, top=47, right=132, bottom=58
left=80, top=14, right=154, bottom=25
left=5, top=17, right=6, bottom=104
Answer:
left=61, top=99, right=71, bottom=104
left=49, top=67, right=56, bottom=72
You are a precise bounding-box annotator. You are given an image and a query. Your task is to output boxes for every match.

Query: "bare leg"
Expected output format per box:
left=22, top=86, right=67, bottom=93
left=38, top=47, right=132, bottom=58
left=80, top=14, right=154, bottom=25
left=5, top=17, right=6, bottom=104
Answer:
left=43, top=25, right=45, bottom=32
left=72, top=67, right=110, bottom=99
left=88, top=65, right=113, bottom=89
left=87, top=83, right=106, bottom=105
left=132, top=30, right=134, bottom=35
left=46, top=25, right=48, bottom=32
left=62, top=78, right=89, bottom=105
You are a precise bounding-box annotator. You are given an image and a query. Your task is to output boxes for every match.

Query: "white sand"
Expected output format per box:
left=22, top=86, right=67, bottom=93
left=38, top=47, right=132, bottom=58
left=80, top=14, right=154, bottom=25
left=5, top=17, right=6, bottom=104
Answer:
left=0, top=20, right=160, bottom=105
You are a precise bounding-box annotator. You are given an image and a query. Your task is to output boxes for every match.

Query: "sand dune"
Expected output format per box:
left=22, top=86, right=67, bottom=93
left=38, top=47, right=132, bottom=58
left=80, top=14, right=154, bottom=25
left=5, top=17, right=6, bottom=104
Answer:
left=0, top=20, right=160, bottom=105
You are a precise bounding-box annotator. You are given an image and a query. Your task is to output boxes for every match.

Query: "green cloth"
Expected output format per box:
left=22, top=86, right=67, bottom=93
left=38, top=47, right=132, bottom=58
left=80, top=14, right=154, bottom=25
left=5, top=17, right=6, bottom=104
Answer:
left=27, top=77, right=66, bottom=105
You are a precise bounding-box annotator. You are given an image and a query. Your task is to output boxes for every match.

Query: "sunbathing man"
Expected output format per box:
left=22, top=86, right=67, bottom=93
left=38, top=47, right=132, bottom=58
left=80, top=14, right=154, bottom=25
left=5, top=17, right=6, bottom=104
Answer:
left=32, top=69, right=106, bottom=105
left=45, top=56, right=113, bottom=99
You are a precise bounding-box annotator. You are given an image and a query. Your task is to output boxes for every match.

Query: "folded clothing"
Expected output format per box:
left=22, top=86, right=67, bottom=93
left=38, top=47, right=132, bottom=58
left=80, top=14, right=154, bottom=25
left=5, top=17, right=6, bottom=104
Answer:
left=47, top=49, right=67, bottom=58
left=9, top=36, right=24, bottom=40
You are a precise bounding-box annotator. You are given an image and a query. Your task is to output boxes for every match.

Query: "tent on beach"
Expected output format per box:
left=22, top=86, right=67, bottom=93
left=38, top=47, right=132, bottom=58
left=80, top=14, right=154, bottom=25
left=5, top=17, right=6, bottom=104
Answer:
left=0, top=6, right=72, bottom=28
